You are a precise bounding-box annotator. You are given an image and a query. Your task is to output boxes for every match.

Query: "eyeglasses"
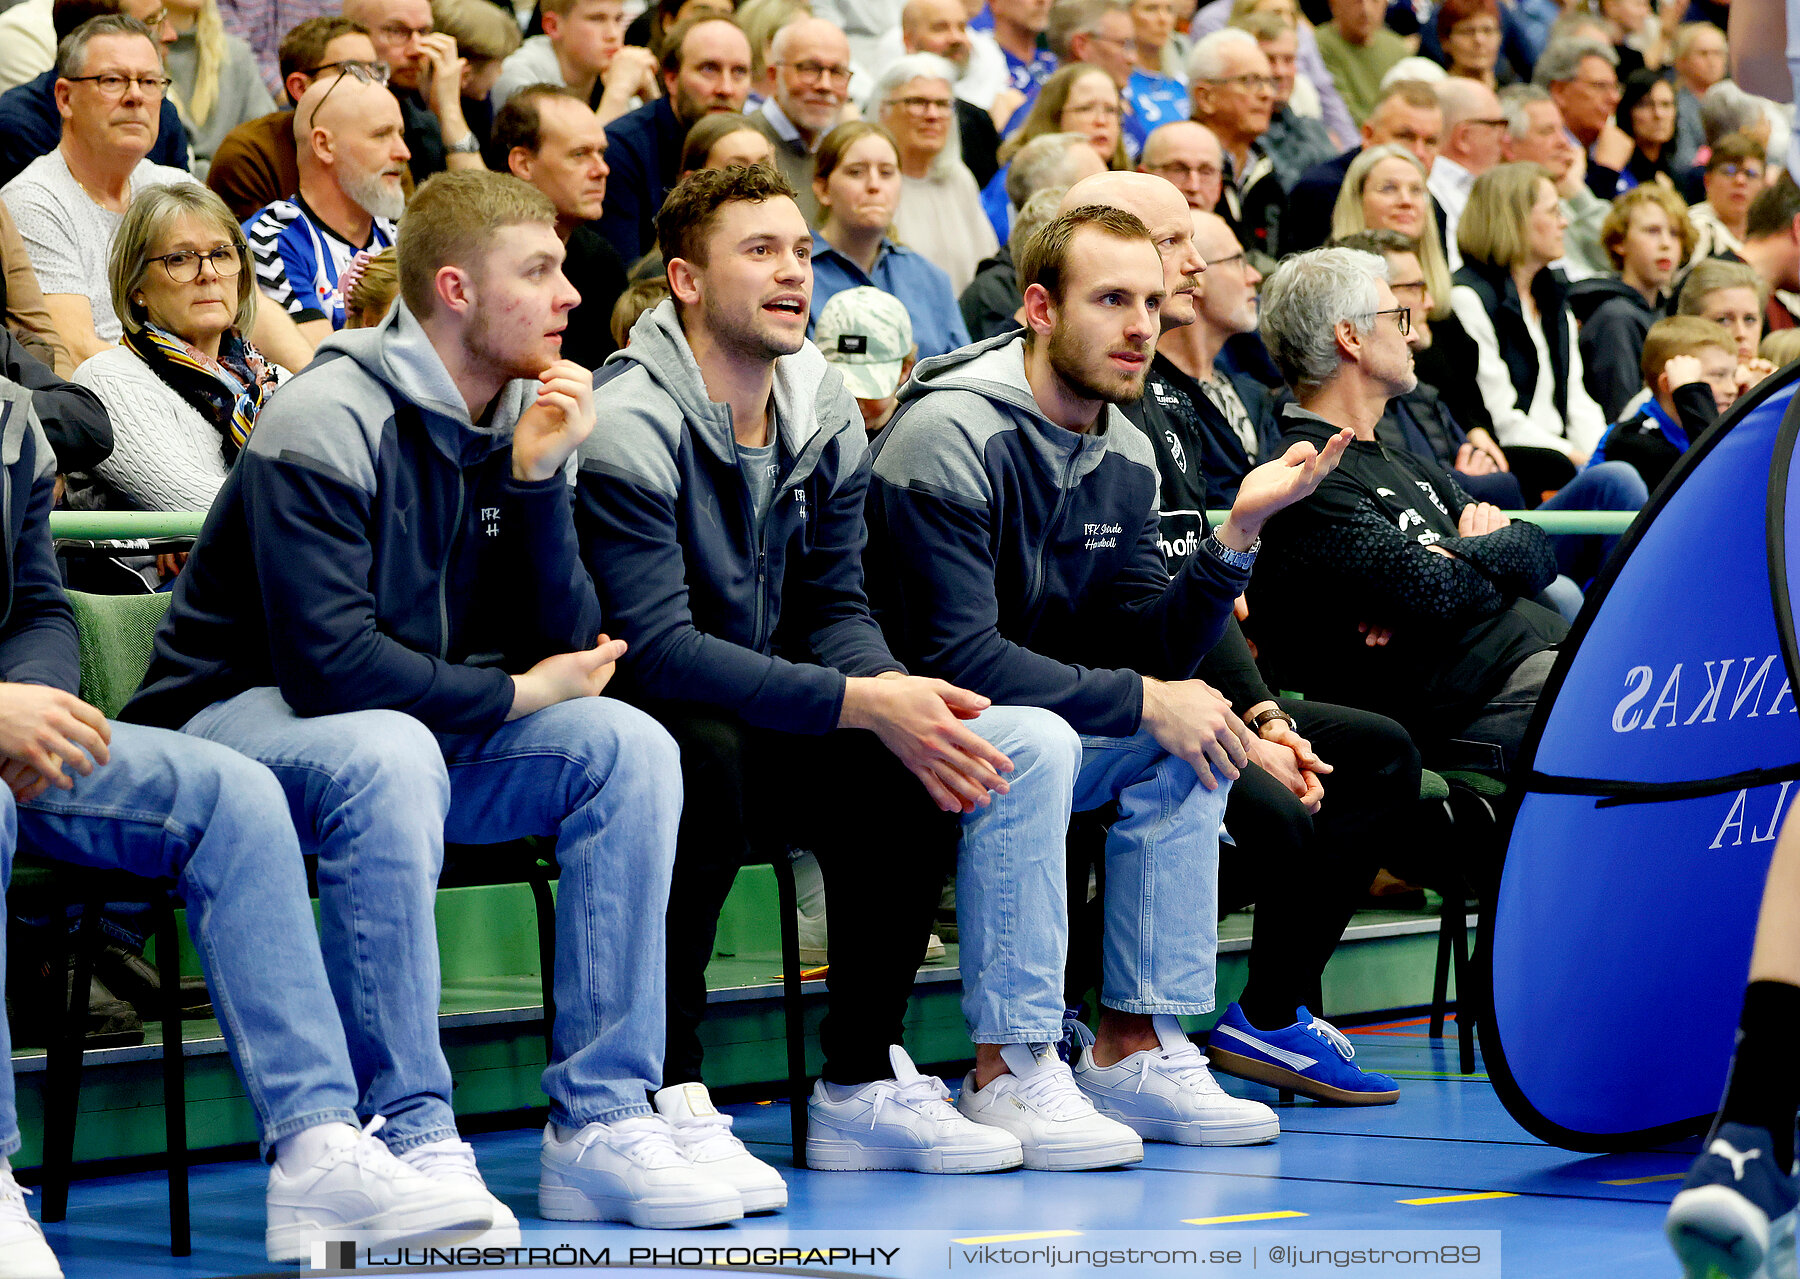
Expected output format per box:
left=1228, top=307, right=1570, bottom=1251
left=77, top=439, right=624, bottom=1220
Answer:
left=305, top=58, right=391, bottom=85
left=1464, top=116, right=1509, bottom=129
left=63, top=71, right=172, bottom=97
left=1389, top=279, right=1428, bottom=298
left=1572, top=77, right=1622, bottom=95
left=893, top=95, right=954, bottom=115
left=1206, top=73, right=1278, bottom=93
left=309, top=59, right=392, bottom=120
left=138, top=7, right=167, bottom=27
left=1064, top=99, right=1122, bottom=118
left=779, top=60, right=852, bottom=85
left=146, top=244, right=242, bottom=282
left=1368, top=305, right=1411, bottom=336
left=1717, top=163, right=1765, bottom=179
left=1208, top=250, right=1247, bottom=270
left=377, top=21, right=433, bottom=41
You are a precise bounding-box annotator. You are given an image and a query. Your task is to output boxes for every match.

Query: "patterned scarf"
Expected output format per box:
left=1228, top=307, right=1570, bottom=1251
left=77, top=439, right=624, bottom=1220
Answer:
left=122, top=321, right=277, bottom=462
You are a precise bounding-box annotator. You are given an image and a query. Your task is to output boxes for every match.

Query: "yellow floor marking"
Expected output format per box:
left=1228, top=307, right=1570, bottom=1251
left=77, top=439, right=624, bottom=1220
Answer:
left=1182, top=1211, right=1310, bottom=1225
left=1602, top=1173, right=1684, bottom=1186
left=952, top=1230, right=1084, bottom=1245
left=1398, top=1192, right=1518, bottom=1205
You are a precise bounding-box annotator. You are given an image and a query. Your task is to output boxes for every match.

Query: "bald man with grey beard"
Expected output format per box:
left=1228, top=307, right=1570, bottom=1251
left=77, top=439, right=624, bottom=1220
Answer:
left=245, top=72, right=410, bottom=357
left=1069, top=173, right=1420, bottom=1106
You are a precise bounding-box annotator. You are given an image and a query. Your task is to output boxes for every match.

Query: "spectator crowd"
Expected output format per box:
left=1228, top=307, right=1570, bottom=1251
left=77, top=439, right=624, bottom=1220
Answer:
left=0, top=0, right=1782, bottom=1268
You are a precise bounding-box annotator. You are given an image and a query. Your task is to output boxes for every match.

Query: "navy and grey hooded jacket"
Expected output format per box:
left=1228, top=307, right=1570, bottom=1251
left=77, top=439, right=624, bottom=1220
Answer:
left=864, top=332, right=1249, bottom=738
left=124, top=302, right=602, bottom=735
left=0, top=383, right=77, bottom=692
left=574, top=300, right=902, bottom=736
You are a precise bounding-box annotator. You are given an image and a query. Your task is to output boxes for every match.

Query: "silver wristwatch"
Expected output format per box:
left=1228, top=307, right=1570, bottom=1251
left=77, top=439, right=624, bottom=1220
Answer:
left=1205, top=532, right=1260, bottom=570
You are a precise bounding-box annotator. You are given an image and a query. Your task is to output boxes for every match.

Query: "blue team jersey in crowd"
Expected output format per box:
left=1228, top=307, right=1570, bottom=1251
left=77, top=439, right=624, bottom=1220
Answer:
left=244, top=196, right=397, bottom=330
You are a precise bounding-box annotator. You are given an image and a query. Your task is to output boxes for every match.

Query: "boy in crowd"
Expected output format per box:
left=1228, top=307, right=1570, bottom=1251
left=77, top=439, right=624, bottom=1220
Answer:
left=125, top=171, right=733, bottom=1231
left=1589, top=315, right=1740, bottom=492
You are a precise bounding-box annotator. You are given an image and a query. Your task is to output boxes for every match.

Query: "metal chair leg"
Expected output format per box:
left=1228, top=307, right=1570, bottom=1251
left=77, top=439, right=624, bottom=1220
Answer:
left=155, top=901, right=189, bottom=1256
left=528, top=870, right=558, bottom=1063
left=41, top=902, right=104, bottom=1224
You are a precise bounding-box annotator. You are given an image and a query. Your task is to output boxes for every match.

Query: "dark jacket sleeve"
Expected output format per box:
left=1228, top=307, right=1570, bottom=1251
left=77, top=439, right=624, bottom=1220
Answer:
left=1269, top=479, right=1541, bottom=632
left=575, top=457, right=857, bottom=736
left=1579, top=302, right=1649, bottom=423
left=151, top=101, right=190, bottom=170
left=869, top=469, right=1150, bottom=736
left=0, top=329, right=109, bottom=475
left=0, top=428, right=77, bottom=692
left=240, top=449, right=516, bottom=733
left=782, top=444, right=907, bottom=680
left=1086, top=506, right=1251, bottom=681
left=596, top=118, right=653, bottom=263
left=500, top=472, right=605, bottom=667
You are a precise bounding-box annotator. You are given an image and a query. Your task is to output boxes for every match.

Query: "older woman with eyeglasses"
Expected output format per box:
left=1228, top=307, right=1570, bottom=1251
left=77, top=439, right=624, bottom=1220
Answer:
left=73, top=183, right=278, bottom=511
left=1688, top=131, right=1767, bottom=264
left=873, top=52, right=997, bottom=294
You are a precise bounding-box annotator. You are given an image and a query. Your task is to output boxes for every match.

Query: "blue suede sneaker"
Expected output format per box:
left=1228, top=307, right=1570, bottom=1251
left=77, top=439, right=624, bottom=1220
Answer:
left=1667, top=1122, right=1799, bottom=1279
left=1204, top=1004, right=1401, bottom=1106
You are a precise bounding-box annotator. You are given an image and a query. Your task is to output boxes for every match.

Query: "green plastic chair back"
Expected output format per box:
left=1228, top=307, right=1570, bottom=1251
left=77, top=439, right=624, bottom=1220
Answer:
left=68, top=590, right=171, bottom=720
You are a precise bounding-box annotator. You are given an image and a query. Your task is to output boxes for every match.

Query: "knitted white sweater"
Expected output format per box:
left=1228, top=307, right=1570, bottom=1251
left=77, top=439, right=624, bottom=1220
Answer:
left=73, top=345, right=236, bottom=512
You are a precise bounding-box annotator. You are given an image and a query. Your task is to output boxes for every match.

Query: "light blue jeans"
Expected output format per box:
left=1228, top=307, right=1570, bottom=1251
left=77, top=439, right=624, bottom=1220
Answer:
left=0, top=722, right=360, bottom=1157
left=956, top=706, right=1082, bottom=1045
left=183, top=688, right=681, bottom=1148
left=1074, top=726, right=1230, bottom=1016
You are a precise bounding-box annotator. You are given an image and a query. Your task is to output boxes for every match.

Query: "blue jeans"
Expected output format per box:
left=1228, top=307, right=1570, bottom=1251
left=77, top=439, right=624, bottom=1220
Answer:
left=1073, top=726, right=1229, bottom=1016
left=1544, top=460, right=1647, bottom=582
left=0, top=722, right=359, bottom=1157
left=956, top=706, right=1082, bottom=1045
left=183, top=688, right=680, bottom=1148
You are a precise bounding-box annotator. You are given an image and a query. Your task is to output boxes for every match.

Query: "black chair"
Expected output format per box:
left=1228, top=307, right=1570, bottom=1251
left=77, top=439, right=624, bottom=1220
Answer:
left=17, top=590, right=192, bottom=1254
left=1420, top=768, right=1507, bottom=1076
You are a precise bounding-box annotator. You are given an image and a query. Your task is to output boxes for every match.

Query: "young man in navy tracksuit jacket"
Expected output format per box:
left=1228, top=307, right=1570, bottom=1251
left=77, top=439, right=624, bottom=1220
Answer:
left=0, top=380, right=503, bottom=1270
left=864, top=203, right=1350, bottom=1150
left=576, top=165, right=1157, bottom=1178
left=123, top=171, right=736, bottom=1233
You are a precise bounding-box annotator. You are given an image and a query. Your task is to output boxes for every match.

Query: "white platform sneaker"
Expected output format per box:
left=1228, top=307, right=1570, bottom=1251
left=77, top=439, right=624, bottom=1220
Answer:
left=653, top=1083, right=788, bottom=1212
left=805, top=1045, right=1024, bottom=1173
left=538, top=1115, right=743, bottom=1228
left=1071, top=1015, right=1280, bottom=1146
left=958, top=1043, right=1145, bottom=1170
left=398, top=1137, right=522, bottom=1247
left=265, top=1118, right=494, bottom=1263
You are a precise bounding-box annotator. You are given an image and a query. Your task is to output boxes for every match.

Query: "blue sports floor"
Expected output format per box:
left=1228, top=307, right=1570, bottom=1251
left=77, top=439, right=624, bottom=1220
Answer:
left=38, top=1017, right=1703, bottom=1278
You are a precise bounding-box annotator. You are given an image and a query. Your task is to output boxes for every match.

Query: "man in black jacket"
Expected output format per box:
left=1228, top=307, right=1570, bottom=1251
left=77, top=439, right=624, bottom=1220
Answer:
left=1085, top=172, right=1416, bottom=1106
left=1252, top=245, right=1566, bottom=778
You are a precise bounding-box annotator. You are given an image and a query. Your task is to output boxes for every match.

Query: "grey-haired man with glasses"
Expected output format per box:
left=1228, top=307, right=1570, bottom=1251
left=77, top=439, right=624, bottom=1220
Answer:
left=1, top=13, right=197, bottom=367
left=748, top=15, right=852, bottom=222
left=1186, top=29, right=1284, bottom=260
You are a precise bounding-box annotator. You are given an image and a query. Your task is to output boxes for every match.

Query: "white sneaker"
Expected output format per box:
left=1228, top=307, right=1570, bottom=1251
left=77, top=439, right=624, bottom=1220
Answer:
left=397, top=1137, right=522, bottom=1247
left=1072, top=1015, right=1280, bottom=1146
left=265, top=1117, right=494, bottom=1263
left=538, top=1115, right=743, bottom=1228
left=805, top=1044, right=1024, bottom=1173
left=653, top=1083, right=787, bottom=1213
left=0, top=1172, right=61, bottom=1279
left=958, top=1044, right=1144, bottom=1171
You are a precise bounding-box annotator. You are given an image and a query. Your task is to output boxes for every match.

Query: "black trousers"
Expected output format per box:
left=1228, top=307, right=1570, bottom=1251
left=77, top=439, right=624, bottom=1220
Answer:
left=1218, top=699, right=1421, bottom=1027
left=653, top=710, right=958, bottom=1086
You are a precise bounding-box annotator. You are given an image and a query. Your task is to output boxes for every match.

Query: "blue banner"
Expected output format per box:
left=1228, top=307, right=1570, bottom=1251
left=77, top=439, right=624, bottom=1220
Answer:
left=1484, top=366, right=1800, bottom=1150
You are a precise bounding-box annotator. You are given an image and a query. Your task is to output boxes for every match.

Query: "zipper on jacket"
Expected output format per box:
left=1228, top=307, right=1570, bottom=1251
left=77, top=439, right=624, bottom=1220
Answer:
left=1024, top=445, right=1079, bottom=621
left=439, top=467, right=465, bottom=659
